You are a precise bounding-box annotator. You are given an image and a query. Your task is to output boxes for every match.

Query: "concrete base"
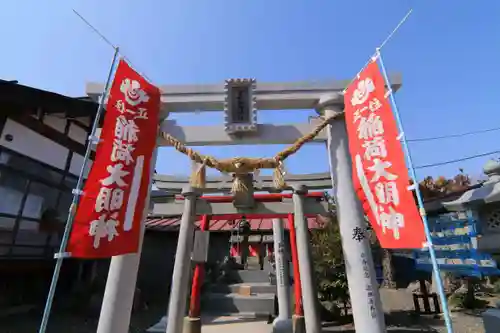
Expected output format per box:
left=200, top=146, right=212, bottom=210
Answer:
left=183, top=316, right=201, bottom=333
left=483, top=309, right=500, bottom=333
left=292, top=315, right=305, bottom=333
left=147, top=316, right=167, bottom=332
left=272, top=317, right=293, bottom=333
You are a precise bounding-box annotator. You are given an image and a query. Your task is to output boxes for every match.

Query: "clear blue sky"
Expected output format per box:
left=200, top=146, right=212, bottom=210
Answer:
left=2, top=1, right=500, bottom=181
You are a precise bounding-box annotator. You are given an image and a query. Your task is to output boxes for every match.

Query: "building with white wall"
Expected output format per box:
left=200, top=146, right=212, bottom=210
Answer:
left=0, top=79, right=98, bottom=260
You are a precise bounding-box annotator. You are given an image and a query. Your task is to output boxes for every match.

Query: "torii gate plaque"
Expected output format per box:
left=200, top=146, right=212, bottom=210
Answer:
left=86, top=76, right=402, bottom=333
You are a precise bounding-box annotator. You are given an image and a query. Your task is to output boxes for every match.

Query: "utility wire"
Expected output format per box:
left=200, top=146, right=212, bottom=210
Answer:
left=414, top=149, right=500, bottom=170
left=407, top=126, right=500, bottom=143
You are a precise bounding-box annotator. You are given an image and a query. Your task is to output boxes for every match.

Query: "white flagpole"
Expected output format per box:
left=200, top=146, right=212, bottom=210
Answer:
left=339, top=8, right=454, bottom=333
left=69, top=10, right=161, bottom=333
left=38, top=47, right=120, bottom=333
left=375, top=49, right=454, bottom=333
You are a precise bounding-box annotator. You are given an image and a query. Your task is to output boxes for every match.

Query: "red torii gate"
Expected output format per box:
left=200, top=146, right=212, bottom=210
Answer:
left=180, top=192, right=327, bottom=324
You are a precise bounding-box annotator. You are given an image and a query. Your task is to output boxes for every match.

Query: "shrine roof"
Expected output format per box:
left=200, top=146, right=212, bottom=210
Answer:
left=145, top=215, right=328, bottom=232
left=0, top=79, right=98, bottom=117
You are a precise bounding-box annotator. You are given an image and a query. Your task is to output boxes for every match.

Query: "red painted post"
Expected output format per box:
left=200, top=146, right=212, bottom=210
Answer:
left=188, top=214, right=210, bottom=318
left=287, top=213, right=304, bottom=316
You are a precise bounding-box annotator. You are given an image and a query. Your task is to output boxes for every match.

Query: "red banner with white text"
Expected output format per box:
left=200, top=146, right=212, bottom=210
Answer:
left=67, top=59, right=160, bottom=258
left=344, top=60, right=426, bottom=249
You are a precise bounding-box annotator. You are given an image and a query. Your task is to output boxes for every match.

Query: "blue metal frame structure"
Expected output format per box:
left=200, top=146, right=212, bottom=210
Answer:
left=414, top=210, right=500, bottom=277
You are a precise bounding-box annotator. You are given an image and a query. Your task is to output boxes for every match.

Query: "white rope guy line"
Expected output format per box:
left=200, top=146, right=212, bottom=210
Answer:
left=342, top=8, right=413, bottom=94
left=72, top=9, right=154, bottom=84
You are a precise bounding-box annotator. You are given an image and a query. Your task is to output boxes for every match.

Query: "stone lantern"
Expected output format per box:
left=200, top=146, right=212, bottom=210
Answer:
left=443, top=160, right=500, bottom=255
left=442, top=160, right=500, bottom=332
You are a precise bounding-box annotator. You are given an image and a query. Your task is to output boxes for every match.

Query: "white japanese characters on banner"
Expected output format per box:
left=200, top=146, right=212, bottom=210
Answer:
left=68, top=60, right=160, bottom=258
left=344, top=60, right=425, bottom=249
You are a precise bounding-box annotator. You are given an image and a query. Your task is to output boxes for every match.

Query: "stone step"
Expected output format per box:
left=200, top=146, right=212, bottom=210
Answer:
left=230, top=256, right=262, bottom=270
left=147, top=313, right=271, bottom=333
left=234, top=270, right=270, bottom=283
left=202, top=293, right=275, bottom=316
left=228, top=256, right=274, bottom=272
left=210, top=282, right=277, bottom=295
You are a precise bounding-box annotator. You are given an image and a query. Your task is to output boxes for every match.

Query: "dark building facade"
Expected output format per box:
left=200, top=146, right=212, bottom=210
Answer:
left=0, top=79, right=98, bottom=310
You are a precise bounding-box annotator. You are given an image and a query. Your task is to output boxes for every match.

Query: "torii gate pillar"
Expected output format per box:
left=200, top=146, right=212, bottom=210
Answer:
left=319, top=94, right=386, bottom=333
left=96, top=150, right=159, bottom=333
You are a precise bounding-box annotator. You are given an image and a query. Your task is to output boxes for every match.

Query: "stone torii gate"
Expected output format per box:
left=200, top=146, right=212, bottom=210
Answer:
left=86, top=76, right=402, bottom=333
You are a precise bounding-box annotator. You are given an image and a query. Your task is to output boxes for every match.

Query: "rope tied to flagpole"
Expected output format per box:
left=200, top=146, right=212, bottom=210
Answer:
left=342, top=8, right=414, bottom=94
left=72, top=9, right=153, bottom=84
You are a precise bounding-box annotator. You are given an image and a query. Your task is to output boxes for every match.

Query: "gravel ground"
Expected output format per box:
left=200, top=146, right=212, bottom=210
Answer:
left=380, top=289, right=487, bottom=333
left=0, top=289, right=492, bottom=333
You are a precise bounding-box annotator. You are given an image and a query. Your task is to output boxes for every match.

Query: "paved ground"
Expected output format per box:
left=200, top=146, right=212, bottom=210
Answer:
left=0, top=288, right=493, bottom=332
left=200, top=316, right=271, bottom=333
left=195, top=307, right=486, bottom=333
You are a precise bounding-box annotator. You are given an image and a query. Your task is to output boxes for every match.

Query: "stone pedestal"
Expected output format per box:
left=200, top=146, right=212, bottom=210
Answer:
left=183, top=316, right=201, bottom=333
left=146, top=316, right=166, bottom=332
left=292, top=315, right=305, bottom=333
left=272, top=317, right=293, bottom=333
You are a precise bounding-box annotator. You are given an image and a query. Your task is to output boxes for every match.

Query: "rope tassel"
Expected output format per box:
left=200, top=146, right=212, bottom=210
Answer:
left=231, top=174, right=248, bottom=195
left=190, top=159, right=207, bottom=188
left=273, top=161, right=287, bottom=190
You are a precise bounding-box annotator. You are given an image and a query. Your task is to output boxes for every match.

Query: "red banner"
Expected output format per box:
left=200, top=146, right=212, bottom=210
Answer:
left=344, top=60, right=425, bottom=249
left=67, top=60, right=160, bottom=258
